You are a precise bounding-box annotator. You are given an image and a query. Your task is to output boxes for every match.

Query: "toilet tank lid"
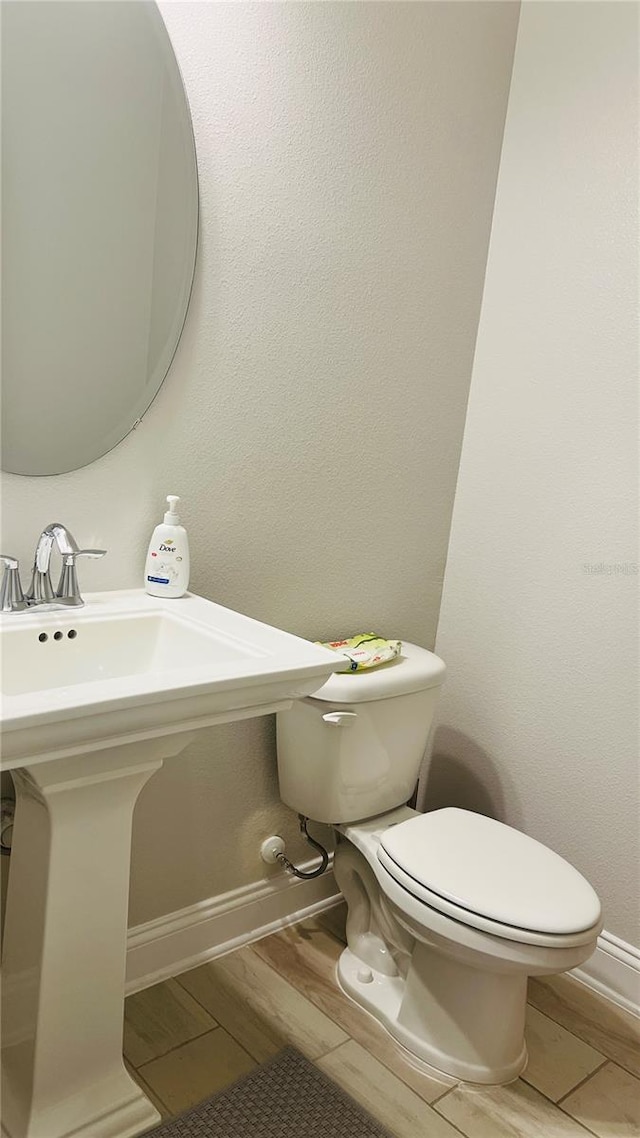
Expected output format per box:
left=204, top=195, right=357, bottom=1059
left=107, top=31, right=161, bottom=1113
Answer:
left=306, top=642, right=446, bottom=704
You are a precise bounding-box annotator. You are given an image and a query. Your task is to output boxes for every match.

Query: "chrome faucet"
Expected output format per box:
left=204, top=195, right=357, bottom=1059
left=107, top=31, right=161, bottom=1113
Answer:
left=1, top=524, right=106, bottom=613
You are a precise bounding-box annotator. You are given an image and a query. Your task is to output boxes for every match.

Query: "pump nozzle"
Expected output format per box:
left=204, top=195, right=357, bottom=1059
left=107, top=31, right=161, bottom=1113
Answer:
left=164, top=495, right=181, bottom=524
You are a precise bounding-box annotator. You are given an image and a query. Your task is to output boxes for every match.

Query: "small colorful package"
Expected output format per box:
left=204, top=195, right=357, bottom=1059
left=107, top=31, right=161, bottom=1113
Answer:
left=317, top=633, right=402, bottom=672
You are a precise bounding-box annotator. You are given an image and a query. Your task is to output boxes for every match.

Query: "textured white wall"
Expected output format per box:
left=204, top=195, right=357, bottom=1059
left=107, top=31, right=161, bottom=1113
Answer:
left=0, top=1, right=518, bottom=924
left=431, top=2, right=639, bottom=946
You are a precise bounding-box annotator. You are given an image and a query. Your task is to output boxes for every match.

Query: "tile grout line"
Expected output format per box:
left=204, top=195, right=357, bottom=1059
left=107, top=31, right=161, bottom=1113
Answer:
left=426, top=1082, right=473, bottom=1138
left=132, top=1023, right=223, bottom=1072
left=518, top=1044, right=609, bottom=1104
left=130, top=1065, right=172, bottom=1118
left=428, top=1082, right=460, bottom=1108
left=525, top=994, right=596, bottom=1041
left=173, top=971, right=213, bottom=1015
left=173, top=950, right=352, bottom=1066
left=525, top=1000, right=612, bottom=1055
left=173, top=948, right=350, bottom=1061
left=316, top=1042, right=474, bottom=1138
left=431, top=1077, right=601, bottom=1138
left=555, top=1098, right=606, bottom=1138
left=313, top=1037, right=354, bottom=1063
left=527, top=987, right=640, bottom=1073
left=428, top=1096, right=478, bottom=1138
left=555, top=1057, right=611, bottom=1105
left=526, top=1024, right=640, bottom=1081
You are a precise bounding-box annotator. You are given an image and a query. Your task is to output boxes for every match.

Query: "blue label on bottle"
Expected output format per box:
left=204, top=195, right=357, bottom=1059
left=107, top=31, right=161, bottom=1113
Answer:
left=147, top=575, right=170, bottom=584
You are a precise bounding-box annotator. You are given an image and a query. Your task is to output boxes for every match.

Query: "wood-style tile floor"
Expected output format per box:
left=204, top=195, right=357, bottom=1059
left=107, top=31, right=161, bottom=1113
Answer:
left=125, top=903, right=640, bottom=1137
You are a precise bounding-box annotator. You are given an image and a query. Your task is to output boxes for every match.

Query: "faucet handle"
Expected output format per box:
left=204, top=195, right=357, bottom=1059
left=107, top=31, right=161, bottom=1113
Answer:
left=0, top=555, right=29, bottom=613
left=56, top=548, right=107, bottom=606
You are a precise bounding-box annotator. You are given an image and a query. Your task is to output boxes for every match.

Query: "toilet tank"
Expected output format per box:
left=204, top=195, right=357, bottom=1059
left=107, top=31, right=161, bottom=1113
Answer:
left=276, top=642, right=445, bottom=824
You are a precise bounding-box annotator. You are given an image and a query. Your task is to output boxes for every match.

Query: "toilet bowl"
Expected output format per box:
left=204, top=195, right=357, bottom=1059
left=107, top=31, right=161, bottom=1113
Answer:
left=334, top=806, right=601, bottom=1082
left=276, top=642, right=602, bottom=1084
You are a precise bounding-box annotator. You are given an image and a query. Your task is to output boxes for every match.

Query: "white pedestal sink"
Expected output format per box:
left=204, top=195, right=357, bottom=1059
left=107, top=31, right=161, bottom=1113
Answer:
left=0, top=590, right=345, bottom=1138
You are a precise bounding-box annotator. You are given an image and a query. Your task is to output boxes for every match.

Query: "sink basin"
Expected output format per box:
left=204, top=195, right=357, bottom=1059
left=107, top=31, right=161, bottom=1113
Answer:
left=2, top=611, right=265, bottom=695
left=0, top=589, right=346, bottom=768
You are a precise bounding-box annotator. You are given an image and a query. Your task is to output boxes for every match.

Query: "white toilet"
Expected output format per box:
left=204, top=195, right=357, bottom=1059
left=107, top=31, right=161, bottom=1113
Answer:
left=276, top=643, right=602, bottom=1085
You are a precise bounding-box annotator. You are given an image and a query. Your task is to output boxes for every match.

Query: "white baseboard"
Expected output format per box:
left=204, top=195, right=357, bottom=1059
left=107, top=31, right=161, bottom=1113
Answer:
left=125, top=859, right=340, bottom=994
left=570, top=929, right=640, bottom=1017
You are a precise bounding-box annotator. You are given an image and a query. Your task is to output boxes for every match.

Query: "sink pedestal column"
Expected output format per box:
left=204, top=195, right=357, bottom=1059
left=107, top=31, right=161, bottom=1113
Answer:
left=1, top=736, right=193, bottom=1138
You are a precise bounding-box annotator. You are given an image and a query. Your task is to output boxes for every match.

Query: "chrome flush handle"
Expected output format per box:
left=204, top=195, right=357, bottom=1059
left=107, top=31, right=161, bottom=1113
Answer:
left=322, top=711, right=358, bottom=727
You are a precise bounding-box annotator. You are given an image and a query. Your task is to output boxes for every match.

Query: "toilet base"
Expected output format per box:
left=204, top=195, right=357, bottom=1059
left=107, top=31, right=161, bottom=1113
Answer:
left=337, top=946, right=528, bottom=1085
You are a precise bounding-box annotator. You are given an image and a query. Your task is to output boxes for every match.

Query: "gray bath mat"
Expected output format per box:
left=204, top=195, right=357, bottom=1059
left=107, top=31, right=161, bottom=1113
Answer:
left=143, top=1046, right=392, bottom=1137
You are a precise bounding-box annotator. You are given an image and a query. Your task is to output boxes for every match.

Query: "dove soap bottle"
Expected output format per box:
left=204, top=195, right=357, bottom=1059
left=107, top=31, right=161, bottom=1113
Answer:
left=144, top=495, right=190, bottom=598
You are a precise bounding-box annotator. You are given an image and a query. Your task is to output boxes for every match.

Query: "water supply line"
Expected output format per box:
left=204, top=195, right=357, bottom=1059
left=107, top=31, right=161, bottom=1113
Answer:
left=0, top=798, right=14, bottom=855
left=275, top=815, right=329, bottom=880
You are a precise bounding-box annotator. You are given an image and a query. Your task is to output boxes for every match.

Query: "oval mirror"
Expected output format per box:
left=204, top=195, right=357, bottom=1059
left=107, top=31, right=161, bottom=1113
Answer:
left=1, top=0, right=198, bottom=476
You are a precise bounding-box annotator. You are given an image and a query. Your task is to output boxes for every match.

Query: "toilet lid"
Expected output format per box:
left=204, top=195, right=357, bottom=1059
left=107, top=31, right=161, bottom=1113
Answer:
left=378, top=808, right=601, bottom=936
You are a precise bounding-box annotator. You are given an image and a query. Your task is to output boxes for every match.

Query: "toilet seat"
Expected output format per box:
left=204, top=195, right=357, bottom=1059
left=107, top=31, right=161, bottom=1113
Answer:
left=378, top=808, right=602, bottom=947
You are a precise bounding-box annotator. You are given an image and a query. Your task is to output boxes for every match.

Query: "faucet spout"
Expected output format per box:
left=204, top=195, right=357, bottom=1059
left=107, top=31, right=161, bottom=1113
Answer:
left=34, top=523, right=79, bottom=574
left=28, top=523, right=79, bottom=603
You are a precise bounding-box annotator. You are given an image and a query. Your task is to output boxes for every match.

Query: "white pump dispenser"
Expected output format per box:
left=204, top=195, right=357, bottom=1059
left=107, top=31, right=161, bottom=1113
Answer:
left=163, top=495, right=181, bottom=524
left=144, top=494, right=190, bottom=598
